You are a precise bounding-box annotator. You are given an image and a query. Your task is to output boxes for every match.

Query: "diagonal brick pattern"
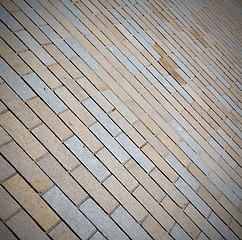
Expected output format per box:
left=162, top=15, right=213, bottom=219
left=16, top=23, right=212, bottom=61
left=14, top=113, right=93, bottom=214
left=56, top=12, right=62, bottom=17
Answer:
left=0, top=0, right=241, bottom=239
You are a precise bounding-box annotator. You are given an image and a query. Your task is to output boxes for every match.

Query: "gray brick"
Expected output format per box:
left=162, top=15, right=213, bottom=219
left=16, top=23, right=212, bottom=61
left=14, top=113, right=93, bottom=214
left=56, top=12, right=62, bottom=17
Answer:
left=60, top=0, right=85, bottom=18
left=120, top=19, right=136, bottom=34
left=23, top=73, right=67, bottom=114
left=0, top=5, right=23, bottom=31
left=116, top=133, right=155, bottom=173
left=43, top=186, right=96, bottom=239
left=109, top=8, right=125, bottom=21
left=208, top=172, right=240, bottom=207
left=107, top=45, right=139, bottom=74
left=137, top=0, right=152, bottom=13
left=79, top=198, right=129, bottom=239
left=90, top=232, right=106, bottom=240
left=234, top=63, right=242, bottom=74
left=12, top=0, right=46, bottom=25
left=0, top=221, right=17, bottom=240
left=169, top=7, right=190, bottom=29
left=65, top=38, right=100, bottom=71
left=235, top=81, right=242, bottom=91
left=57, top=5, right=90, bottom=34
left=175, top=178, right=211, bottom=218
left=40, top=25, right=77, bottom=59
left=208, top=138, right=237, bottom=169
left=225, top=118, right=242, bottom=139
left=128, top=55, right=158, bottom=84
left=133, top=33, right=161, bottom=60
left=0, top=58, right=36, bottom=101
left=197, top=232, right=209, bottom=240
left=165, top=153, right=200, bottom=191
left=208, top=66, right=230, bottom=88
left=228, top=179, right=242, bottom=200
left=147, top=66, right=176, bottom=93
left=223, top=95, right=242, bottom=116
left=6, top=211, right=49, bottom=240
left=82, top=98, right=121, bottom=137
left=64, top=136, right=110, bottom=182
left=24, top=0, right=41, bottom=8
left=170, top=224, right=192, bottom=240
left=208, top=212, right=239, bottom=240
left=179, top=141, right=210, bottom=175
left=150, top=13, right=174, bottom=35
left=171, top=120, right=202, bottom=153
left=16, top=30, right=56, bottom=66
left=111, top=206, right=152, bottom=240
left=89, top=122, right=130, bottom=164
left=122, top=1, right=142, bottom=16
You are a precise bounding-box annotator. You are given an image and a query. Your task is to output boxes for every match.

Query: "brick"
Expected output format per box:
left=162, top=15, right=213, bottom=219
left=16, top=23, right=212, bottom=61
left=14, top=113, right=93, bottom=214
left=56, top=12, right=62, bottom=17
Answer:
left=71, top=165, right=118, bottom=214
left=0, top=111, right=46, bottom=160
left=60, top=110, right=103, bottom=153
left=82, top=98, right=121, bottom=136
left=90, top=232, right=106, bottom=240
left=230, top=219, right=242, bottom=239
left=0, top=155, right=15, bottom=183
left=111, top=206, right=152, bottom=240
left=1, top=141, right=53, bottom=193
left=184, top=204, right=222, bottom=240
left=80, top=198, right=129, bottom=239
left=3, top=174, right=59, bottom=231
left=175, top=178, right=211, bottom=218
left=0, top=221, right=17, bottom=240
left=43, top=186, right=96, bottom=239
left=170, top=224, right=192, bottom=240
left=48, top=222, right=79, bottom=240
left=0, top=0, right=19, bottom=12
left=37, top=154, right=87, bottom=205
left=6, top=211, right=49, bottom=240
left=96, top=148, right=138, bottom=191
left=0, top=126, right=11, bottom=146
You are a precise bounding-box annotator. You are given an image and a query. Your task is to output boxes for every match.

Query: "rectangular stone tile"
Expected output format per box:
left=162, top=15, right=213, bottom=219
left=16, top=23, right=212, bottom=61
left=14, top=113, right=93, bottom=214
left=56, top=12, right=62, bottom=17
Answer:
left=208, top=172, right=240, bottom=207
left=133, top=185, right=175, bottom=231
left=96, top=148, right=138, bottom=192
left=208, top=65, right=230, bottom=88
left=0, top=111, right=47, bottom=160
left=71, top=165, right=118, bottom=214
left=208, top=212, right=238, bottom=240
left=170, top=224, right=192, bottom=240
left=61, top=0, right=85, bottom=18
left=80, top=198, right=129, bottom=239
left=197, top=232, right=209, bottom=240
left=230, top=219, right=242, bottom=239
left=117, top=133, right=155, bottom=173
left=179, top=141, right=210, bottom=175
left=27, top=97, right=72, bottom=141
left=175, top=178, right=211, bottom=218
left=0, top=185, right=20, bottom=220
left=0, top=126, right=11, bottom=146
left=165, top=153, right=200, bottom=191
left=23, top=73, right=67, bottom=114
left=0, top=221, right=17, bottom=240
left=3, top=174, right=59, bottom=231
left=0, top=0, right=19, bottom=12
left=90, top=232, right=106, bottom=240
left=60, top=110, right=103, bottom=153
left=223, top=94, right=242, bottom=116
left=104, top=175, right=147, bottom=222
left=48, top=222, right=79, bottom=240
left=0, top=155, right=15, bottom=183
left=43, top=186, right=96, bottom=239
left=6, top=211, right=50, bottom=240
left=15, top=30, right=56, bottom=66
left=19, top=51, right=62, bottom=89
left=65, top=136, right=110, bottom=182
left=82, top=98, right=121, bottom=137
left=0, top=58, right=36, bottom=101
left=54, top=86, right=96, bottom=126
left=37, top=154, right=87, bottom=205
left=89, top=122, right=130, bottom=163
left=0, top=83, right=41, bottom=130
left=111, top=206, right=152, bottom=240
left=225, top=117, right=242, bottom=139
left=1, top=141, right=53, bottom=193
left=228, top=179, right=242, bottom=200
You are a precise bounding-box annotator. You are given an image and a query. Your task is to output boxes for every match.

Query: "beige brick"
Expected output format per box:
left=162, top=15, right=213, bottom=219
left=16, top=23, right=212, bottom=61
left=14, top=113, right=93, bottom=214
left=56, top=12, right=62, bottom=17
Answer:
left=225, top=145, right=241, bottom=165
left=37, top=154, right=87, bottom=205
left=0, top=84, right=41, bottom=130
left=0, top=185, right=20, bottom=220
left=133, top=185, right=174, bottom=231
left=0, top=0, right=19, bottom=12
left=27, top=97, right=72, bottom=141
left=48, top=221, right=79, bottom=240
left=19, top=51, right=62, bottom=89
left=0, top=100, right=6, bottom=114
left=184, top=204, right=222, bottom=240
left=32, top=124, right=79, bottom=171
left=3, top=174, right=59, bottom=231
left=71, top=165, right=118, bottom=214
left=96, top=148, right=138, bottom=192
left=55, top=86, right=96, bottom=126
left=59, top=110, right=103, bottom=153
left=125, top=159, right=165, bottom=202
left=0, top=111, right=47, bottom=160
left=0, top=126, right=11, bottom=146
left=1, top=141, right=53, bottom=193
left=141, top=215, right=172, bottom=240
left=150, top=168, right=188, bottom=209
left=103, top=175, right=147, bottom=222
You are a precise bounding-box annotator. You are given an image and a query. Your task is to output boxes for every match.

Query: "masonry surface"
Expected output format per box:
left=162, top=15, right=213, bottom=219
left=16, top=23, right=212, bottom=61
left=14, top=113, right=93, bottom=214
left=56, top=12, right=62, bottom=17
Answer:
left=0, top=0, right=241, bottom=239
